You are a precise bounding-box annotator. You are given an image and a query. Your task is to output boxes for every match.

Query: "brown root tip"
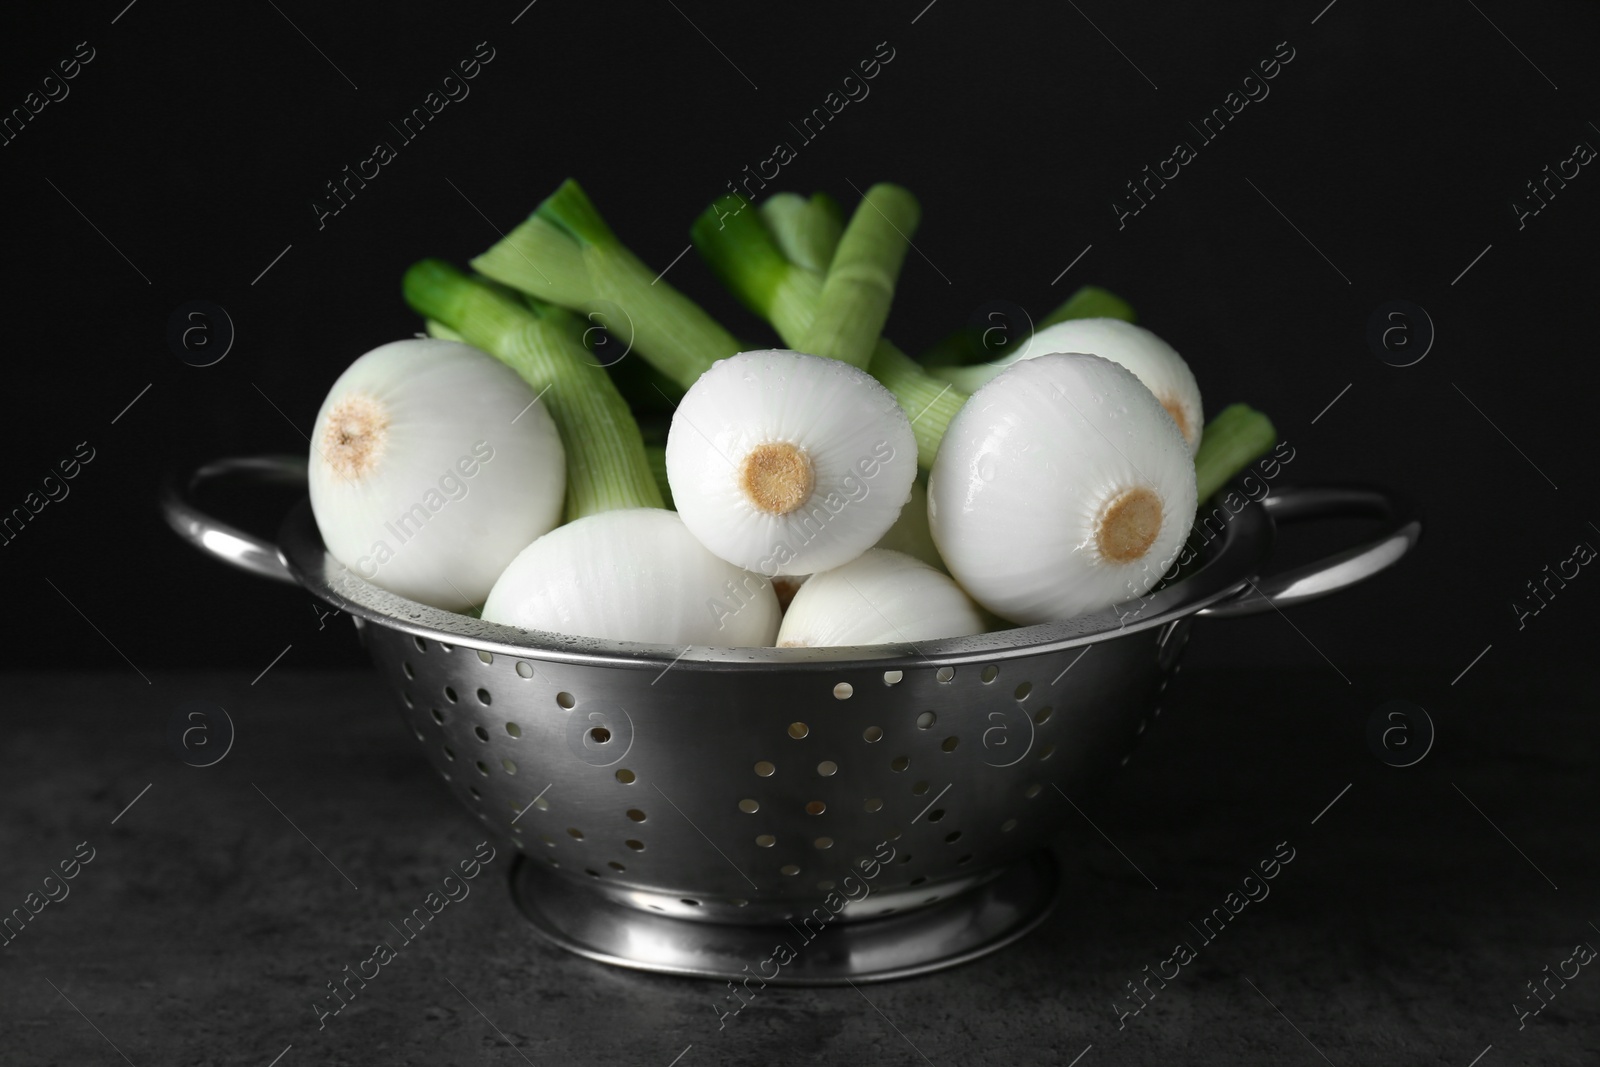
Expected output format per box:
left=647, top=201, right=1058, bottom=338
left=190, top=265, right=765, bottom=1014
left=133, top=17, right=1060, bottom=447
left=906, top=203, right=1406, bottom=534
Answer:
left=1094, top=486, right=1164, bottom=563
left=739, top=442, right=815, bottom=515
left=1160, top=396, right=1192, bottom=446
left=321, top=392, right=390, bottom=481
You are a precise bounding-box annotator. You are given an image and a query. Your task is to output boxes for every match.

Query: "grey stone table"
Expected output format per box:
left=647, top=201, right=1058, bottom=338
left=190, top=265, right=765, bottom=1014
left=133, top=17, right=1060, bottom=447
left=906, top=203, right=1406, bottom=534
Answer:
left=1, top=666, right=1594, bottom=1066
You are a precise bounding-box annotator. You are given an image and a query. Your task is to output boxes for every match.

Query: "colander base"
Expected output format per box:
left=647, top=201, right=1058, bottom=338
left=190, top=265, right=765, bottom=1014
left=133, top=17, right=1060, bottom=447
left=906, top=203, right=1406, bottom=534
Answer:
left=509, top=850, right=1059, bottom=985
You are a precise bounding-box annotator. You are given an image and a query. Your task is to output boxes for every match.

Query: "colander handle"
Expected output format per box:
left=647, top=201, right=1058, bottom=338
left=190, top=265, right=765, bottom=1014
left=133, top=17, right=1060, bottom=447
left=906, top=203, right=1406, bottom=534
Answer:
left=1197, top=485, right=1419, bottom=618
left=160, top=455, right=305, bottom=585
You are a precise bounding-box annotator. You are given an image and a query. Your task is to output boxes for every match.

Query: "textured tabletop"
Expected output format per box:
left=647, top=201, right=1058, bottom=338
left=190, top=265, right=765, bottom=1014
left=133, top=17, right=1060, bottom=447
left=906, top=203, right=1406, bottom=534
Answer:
left=1, top=666, right=1594, bottom=1066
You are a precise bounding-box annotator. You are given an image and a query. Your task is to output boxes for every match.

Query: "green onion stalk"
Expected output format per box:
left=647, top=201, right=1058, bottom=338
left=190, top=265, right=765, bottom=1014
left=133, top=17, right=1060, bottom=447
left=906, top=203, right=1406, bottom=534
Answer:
left=402, top=259, right=663, bottom=520
left=507, top=291, right=686, bottom=415
left=642, top=442, right=673, bottom=510
left=472, top=180, right=962, bottom=467
left=758, top=192, right=842, bottom=274
left=1193, top=403, right=1278, bottom=502
left=471, top=180, right=742, bottom=391
left=729, top=192, right=1280, bottom=499
left=796, top=183, right=920, bottom=369
left=690, top=191, right=967, bottom=466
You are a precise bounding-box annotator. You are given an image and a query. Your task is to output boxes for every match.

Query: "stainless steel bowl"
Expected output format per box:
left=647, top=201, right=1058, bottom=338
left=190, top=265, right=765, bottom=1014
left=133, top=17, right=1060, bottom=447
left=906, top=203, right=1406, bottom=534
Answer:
left=164, top=456, right=1418, bottom=983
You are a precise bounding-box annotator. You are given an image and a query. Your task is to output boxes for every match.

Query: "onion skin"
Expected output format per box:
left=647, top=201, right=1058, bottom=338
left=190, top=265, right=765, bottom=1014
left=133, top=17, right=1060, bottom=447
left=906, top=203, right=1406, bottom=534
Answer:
left=927, top=353, right=1198, bottom=625
left=483, top=508, right=781, bottom=647
left=776, top=549, right=985, bottom=648
left=308, top=338, right=564, bottom=612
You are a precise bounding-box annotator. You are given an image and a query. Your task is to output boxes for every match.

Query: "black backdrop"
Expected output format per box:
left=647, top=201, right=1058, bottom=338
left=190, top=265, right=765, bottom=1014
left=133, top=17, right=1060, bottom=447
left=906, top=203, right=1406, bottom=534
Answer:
left=4, top=0, right=1597, bottom=701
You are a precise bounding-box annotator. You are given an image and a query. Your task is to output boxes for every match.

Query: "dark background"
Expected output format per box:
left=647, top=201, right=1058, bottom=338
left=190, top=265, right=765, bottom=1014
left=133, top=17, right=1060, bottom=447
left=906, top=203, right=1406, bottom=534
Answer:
left=4, top=5, right=1599, bottom=1064
left=3, top=0, right=1597, bottom=697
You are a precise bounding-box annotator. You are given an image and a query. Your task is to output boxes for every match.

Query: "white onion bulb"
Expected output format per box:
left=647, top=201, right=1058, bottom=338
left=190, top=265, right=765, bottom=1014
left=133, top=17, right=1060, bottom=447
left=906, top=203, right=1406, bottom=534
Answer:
left=309, top=338, right=564, bottom=611
left=777, top=549, right=986, bottom=647
left=666, top=350, right=918, bottom=577
left=972, top=319, right=1203, bottom=452
left=483, top=508, right=781, bottom=646
left=928, top=353, right=1197, bottom=625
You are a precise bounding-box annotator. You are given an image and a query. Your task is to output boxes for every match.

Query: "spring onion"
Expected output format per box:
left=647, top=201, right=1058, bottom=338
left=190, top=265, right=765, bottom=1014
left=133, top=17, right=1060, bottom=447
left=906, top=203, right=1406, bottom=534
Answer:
left=665, top=349, right=917, bottom=576
left=473, top=180, right=962, bottom=468
left=358, top=178, right=1287, bottom=645
left=405, top=261, right=660, bottom=519
left=485, top=508, right=780, bottom=646
left=927, top=353, right=1198, bottom=624
left=776, top=549, right=986, bottom=647
left=308, top=338, right=565, bottom=612
left=692, top=194, right=966, bottom=467
left=930, top=318, right=1204, bottom=453
left=402, top=261, right=780, bottom=645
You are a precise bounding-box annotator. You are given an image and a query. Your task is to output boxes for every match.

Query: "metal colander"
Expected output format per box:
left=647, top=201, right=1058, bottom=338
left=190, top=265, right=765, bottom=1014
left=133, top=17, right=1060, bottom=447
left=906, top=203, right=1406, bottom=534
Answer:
left=164, top=456, right=1418, bottom=983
